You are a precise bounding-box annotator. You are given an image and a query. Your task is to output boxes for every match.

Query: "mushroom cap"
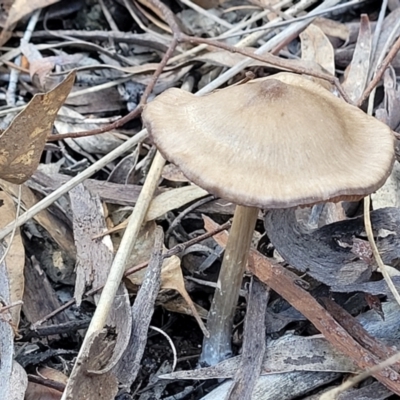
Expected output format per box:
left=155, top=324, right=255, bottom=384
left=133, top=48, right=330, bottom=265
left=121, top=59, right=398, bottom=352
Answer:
left=142, top=72, right=395, bottom=209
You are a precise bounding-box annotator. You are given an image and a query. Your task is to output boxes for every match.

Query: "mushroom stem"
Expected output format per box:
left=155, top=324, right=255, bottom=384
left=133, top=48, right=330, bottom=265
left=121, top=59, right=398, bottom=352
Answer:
left=200, top=205, right=259, bottom=366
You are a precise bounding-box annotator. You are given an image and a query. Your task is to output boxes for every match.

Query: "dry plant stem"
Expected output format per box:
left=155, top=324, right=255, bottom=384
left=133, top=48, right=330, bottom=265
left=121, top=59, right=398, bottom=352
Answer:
left=60, top=151, right=166, bottom=400
left=363, top=196, right=400, bottom=306
left=200, top=205, right=259, bottom=365
left=30, top=221, right=231, bottom=329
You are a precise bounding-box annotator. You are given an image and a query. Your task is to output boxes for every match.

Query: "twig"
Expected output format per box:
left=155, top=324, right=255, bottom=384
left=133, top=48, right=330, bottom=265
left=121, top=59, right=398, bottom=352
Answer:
left=221, top=0, right=366, bottom=39
left=6, top=10, right=41, bottom=107
left=166, top=195, right=214, bottom=238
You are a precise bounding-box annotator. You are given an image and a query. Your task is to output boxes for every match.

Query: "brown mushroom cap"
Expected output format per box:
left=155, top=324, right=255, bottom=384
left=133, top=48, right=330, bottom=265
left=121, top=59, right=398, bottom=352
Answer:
left=142, top=72, right=395, bottom=209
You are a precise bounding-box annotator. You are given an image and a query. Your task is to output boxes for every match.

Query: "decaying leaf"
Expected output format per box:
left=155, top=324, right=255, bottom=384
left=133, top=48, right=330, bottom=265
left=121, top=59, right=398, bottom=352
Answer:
left=300, top=24, right=335, bottom=79
left=0, top=179, right=76, bottom=284
left=313, top=17, right=350, bottom=41
left=55, top=107, right=124, bottom=155
left=69, top=183, right=114, bottom=305
left=124, top=221, right=207, bottom=335
left=342, top=15, right=372, bottom=103
left=62, top=330, right=118, bottom=400
left=162, top=164, right=189, bottom=182
left=25, top=366, right=65, bottom=400
left=0, top=71, right=75, bottom=184
left=146, top=185, right=209, bottom=221
left=0, top=191, right=24, bottom=328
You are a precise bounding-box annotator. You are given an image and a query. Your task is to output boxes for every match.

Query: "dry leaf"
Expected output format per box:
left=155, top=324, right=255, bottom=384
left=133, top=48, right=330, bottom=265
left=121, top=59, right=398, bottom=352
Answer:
left=55, top=107, right=123, bottom=155
left=25, top=383, right=62, bottom=400
left=0, top=191, right=24, bottom=328
left=146, top=185, right=209, bottom=221
left=300, top=24, right=335, bottom=76
left=62, top=330, right=118, bottom=400
left=25, top=366, right=66, bottom=400
left=0, top=71, right=75, bottom=184
left=314, top=17, right=350, bottom=41
left=162, top=164, right=189, bottom=182
left=124, top=222, right=208, bottom=335
left=342, top=15, right=372, bottom=103
left=69, top=184, right=113, bottom=305
left=0, top=180, right=76, bottom=260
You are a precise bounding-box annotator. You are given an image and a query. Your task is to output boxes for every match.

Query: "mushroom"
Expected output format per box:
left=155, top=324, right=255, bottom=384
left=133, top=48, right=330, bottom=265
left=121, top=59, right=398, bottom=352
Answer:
left=142, top=72, right=394, bottom=366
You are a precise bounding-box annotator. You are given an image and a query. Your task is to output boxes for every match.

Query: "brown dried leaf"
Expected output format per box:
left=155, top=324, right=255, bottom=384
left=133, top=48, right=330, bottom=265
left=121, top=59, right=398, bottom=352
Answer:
left=162, top=164, right=189, bottom=182
left=69, top=184, right=113, bottom=305
left=0, top=191, right=24, bottom=328
left=38, top=366, right=68, bottom=384
left=0, top=71, right=75, bottom=184
left=314, top=17, right=350, bottom=41
left=25, top=383, right=61, bottom=400
left=0, top=180, right=76, bottom=261
left=300, top=24, right=335, bottom=76
left=25, top=367, right=66, bottom=400
left=62, top=330, right=118, bottom=400
left=146, top=185, right=208, bottom=221
left=342, top=15, right=372, bottom=103
left=124, top=222, right=208, bottom=335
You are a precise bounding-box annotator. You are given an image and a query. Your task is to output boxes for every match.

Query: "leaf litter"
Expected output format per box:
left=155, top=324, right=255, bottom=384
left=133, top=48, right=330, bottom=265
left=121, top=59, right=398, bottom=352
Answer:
left=1, top=1, right=400, bottom=400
